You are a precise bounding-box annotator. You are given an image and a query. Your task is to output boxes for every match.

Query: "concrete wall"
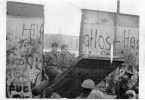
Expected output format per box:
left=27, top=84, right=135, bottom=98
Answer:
left=80, top=9, right=139, bottom=64
left=6, top=2, right=44, bottom=97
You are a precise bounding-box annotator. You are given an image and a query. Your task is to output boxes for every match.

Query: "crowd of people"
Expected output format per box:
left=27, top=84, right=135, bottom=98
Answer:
left=32, top=42, right=139, bottom=99
left=44, top=42, right=75, bottom=70
left=42, top=42, right=75, bottom=82
left=48, top=68, right=138, bottom=99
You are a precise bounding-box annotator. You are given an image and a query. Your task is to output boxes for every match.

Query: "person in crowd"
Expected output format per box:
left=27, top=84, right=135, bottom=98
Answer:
left=105, top=75, right=116, bottom=95
left=44, top=42, right=62, bottom=83
left=32, top=43, right=61, bottom=97
left=58, top=44, right=75, bottom=71
left=87, top=88, right=104, bottom=99
left=131, top=77, right=139, bottom=98
left=77, top=79, right=106, bottom=99
left=115, top=71, right=134, bottom=99
left=125, top=90, right=137, bottom=99
left=45, top=42, right=60, bottom=66
left=76, top=79, right=95, bottom=98
left=50, top=92, right=61, bottom=98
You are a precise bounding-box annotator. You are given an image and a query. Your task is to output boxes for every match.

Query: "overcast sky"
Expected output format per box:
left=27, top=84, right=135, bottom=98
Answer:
left=7, top=0, right=139, bottom=36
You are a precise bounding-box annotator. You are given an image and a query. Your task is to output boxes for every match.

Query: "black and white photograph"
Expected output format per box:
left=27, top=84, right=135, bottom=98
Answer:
left=2, top=0, right=143, bottom=99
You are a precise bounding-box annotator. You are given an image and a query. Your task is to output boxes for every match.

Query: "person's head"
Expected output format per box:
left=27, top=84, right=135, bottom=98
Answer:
left=61, top=44, right=68, bottom=52
left=51, top=42, right=58, bottom=52
left=87, top=89, right=104, bottom=99
left=51, top=92, right=61, bottom=98
left=124, top=71, right=133, bottom=79
left=125, top=90, right=137, bottom=99
left=81, top=79, right=95, bottom=97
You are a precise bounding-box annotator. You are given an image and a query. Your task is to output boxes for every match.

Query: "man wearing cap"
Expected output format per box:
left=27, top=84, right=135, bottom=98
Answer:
left=76, top=79, right=95, bottom=98
left=77, top=79, right=105, bottom=99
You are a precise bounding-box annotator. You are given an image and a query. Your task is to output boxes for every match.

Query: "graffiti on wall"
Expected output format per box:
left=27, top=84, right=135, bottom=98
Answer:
left=83, top=28, right=112, bottom=55
left=81, top=10, right=139, bottom=65
left=6, top=17, right=44, bottom=97
left=82, top=23, right=114, bottom=56
left=116, top=27, right=139, bottom=65
left=82, top=27, right=139, bottom=56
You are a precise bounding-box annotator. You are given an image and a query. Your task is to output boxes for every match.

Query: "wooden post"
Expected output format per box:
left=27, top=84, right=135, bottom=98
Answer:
left=114, top=0, right=120, bottom=56
left=79, top=10, right=84, bottom=57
